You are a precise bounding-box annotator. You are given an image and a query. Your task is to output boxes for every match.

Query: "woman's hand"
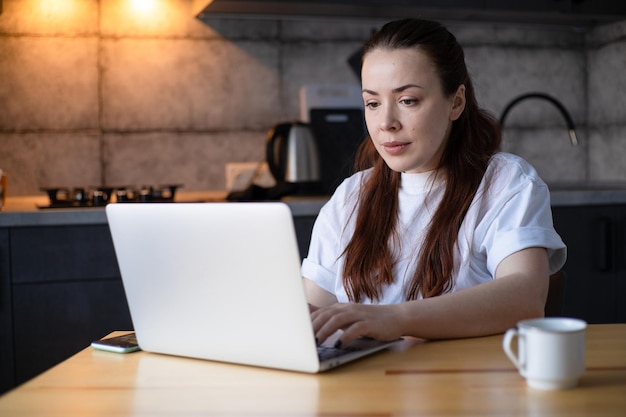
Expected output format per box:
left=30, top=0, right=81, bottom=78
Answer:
left=310, top=303, right=405, bottom=347
left=305, top=247, right=550, bottom=344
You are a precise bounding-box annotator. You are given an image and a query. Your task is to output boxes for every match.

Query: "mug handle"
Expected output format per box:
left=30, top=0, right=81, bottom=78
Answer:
left=502, top=328, right=523, bottom=372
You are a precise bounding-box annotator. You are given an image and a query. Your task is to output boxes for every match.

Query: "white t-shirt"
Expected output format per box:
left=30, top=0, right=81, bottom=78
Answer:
left=301, top=152, right=567, bottom=304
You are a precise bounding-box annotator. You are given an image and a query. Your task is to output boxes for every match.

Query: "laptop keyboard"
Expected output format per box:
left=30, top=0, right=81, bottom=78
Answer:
left=317, top=345, right=359, bottom=361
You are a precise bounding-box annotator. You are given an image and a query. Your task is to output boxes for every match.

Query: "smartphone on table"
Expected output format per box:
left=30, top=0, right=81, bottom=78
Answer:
left=91, top=332, right=141, bottom=353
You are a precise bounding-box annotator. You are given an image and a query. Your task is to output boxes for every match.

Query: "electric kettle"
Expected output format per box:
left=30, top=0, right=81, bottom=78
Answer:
left=266, top=122, right=321, bottom=194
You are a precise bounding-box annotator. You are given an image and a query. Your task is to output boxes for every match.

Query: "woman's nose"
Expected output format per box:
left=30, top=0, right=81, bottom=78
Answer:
left=379, top=106, right=400, bottom=131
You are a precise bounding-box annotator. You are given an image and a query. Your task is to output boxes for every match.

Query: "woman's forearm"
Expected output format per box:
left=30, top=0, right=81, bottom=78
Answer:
left=396, top=247, right=550, bottom=339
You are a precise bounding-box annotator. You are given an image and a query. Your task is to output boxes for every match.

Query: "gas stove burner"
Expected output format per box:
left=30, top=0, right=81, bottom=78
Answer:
left=39, top=186, right=110, bottom=209
left=132, top=184, right=180, bottom=203
left=38, top=184, right=183, bottom=209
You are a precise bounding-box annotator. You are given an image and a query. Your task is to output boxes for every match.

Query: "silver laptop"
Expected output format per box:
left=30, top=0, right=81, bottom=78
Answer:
left=106, top=202, right=398, bottom=373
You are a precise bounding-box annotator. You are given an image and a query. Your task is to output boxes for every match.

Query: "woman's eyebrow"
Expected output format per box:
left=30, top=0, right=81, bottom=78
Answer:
left=393, top=84, right=423, bottom=93
left=362, top=84, right=423, bottom=95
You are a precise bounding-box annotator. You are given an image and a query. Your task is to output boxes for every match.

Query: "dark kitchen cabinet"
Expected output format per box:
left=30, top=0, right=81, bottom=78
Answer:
left=0, top=229, right=14, bottom=394
left=552, top=205, right=626, bottom=324
left=196, top=0, right=626, bottom=27
left=293, top=215, right=317, bottom=260
left=0, top=224, right=132, bottom=394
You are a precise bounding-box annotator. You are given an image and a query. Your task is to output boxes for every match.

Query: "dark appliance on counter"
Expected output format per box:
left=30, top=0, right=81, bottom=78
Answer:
left=38, top=184, right=182, bottom=209
left=300, top=84, right=367, bottom=195
left=309, top=108, right=366, bottom=195
left=228, top=84, right=367, bottom=201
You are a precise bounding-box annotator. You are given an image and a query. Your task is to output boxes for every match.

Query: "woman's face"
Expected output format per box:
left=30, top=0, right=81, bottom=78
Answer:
left=361, top=47, right=465, bottom=173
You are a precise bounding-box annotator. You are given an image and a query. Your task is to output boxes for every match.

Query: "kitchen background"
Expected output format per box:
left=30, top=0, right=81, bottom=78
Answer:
left=1, top=0, right=625, bottom=197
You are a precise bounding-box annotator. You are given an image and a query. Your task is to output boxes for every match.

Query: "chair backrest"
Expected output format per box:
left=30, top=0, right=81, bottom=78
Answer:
left=545, top=270, right=566, bottom=317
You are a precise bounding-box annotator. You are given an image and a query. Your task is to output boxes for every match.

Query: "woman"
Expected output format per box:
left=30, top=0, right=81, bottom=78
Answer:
left=302, top=19, right=566, bottom=348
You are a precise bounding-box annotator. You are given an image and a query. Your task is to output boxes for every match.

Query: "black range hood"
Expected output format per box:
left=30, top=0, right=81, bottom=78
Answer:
left=195, top=0, right=626, bottom=28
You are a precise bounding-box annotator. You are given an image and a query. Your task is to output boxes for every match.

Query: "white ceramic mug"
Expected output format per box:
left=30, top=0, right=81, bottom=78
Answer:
left=502, top=317, right=587, bottom=390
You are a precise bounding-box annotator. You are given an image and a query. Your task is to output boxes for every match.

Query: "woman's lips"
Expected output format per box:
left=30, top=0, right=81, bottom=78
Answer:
left=382, top=141, right=410, bottom=155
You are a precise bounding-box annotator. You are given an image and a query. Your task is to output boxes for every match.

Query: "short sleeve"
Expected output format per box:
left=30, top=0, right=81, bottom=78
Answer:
left=300, top=203, right=343, bottom=295
left=475, top=157, right=567, bottom=276
left=300, top=173, right=363, bottom=301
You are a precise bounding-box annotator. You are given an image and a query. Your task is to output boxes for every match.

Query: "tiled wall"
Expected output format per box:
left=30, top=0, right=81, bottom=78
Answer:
left=1, top=0, right=625, bottom=195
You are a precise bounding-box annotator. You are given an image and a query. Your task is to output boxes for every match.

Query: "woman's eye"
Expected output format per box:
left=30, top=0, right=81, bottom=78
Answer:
left=400, top=98, right=418, bottom=106
left=365, top=102, right=380, bottom=109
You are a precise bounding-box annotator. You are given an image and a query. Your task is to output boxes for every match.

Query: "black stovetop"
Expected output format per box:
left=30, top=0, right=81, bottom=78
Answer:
left=38, top=185, right=182, bottom=209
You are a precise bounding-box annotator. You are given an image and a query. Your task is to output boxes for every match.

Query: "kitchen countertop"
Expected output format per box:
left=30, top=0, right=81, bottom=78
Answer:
left=2, top=188, right=626, bottom=228
left=0, top=191, right=328, bottom=227
left=550, top=188, right=626, bottom=207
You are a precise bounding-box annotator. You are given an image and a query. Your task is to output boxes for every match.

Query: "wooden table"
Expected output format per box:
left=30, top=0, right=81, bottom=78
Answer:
left=1, top=324, right=624, bottom=416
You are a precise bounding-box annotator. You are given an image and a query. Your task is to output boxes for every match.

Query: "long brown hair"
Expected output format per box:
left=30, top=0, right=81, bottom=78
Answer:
left=342, top=19, right=501, bottom=302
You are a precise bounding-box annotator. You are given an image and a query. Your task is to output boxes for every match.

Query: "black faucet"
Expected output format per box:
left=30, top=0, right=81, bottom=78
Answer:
left=499, top=92, right=579, bottom=146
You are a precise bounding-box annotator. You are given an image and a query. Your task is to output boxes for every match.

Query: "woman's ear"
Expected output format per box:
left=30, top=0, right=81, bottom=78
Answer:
left=450, top=84, right=466, bottom=121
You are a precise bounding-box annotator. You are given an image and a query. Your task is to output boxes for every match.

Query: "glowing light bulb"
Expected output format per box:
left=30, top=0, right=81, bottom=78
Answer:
left=130, top=0, right=158, bottom=14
